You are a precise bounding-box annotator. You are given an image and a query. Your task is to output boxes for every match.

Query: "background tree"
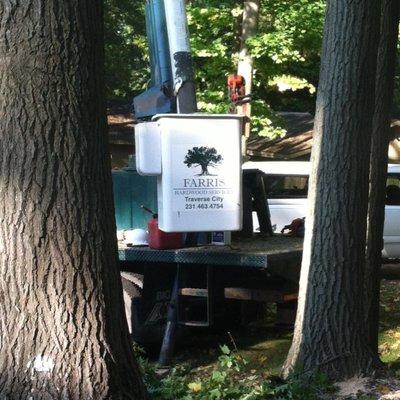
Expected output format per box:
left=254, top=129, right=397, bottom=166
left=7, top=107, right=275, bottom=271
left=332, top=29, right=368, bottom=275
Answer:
left=237, top=0, right=260, bottom=144
left=283, top=0, right=382, bottom=379
left=0, top=1, right=146, bottom=398
left=365, top=0, right=400, bottom=354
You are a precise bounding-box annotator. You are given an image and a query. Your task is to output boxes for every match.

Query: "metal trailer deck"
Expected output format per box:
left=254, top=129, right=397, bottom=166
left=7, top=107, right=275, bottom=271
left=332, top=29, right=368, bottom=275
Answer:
left=119, top=236, right=302, bottom=270
left=118, top=235, right=303, bottom=365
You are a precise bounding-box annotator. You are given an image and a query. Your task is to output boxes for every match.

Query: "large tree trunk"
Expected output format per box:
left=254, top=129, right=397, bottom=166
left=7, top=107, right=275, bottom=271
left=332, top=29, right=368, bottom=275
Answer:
left=237, top=0, right=260, bottom=153
left=283, top=0, right=382, bottom=380
left=0, top=2, right=146, bottom=399
left=365, top=0, right=400, bottom=354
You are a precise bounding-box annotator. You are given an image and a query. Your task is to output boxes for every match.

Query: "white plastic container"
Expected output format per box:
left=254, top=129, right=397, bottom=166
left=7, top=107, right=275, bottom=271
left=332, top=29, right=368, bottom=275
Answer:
left=136, top=114, right=243, bottom=232
left=135, top=122, right=161, bottom=176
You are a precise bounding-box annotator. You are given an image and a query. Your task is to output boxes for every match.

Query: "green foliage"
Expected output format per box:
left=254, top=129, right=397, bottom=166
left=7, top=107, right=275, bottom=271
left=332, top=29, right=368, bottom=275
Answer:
left=251, top=100, right=287, bottom=138
left=393, top=73, right=400, bottom=115
left=250, top=0, right=325, bottom=114
left=104, top=0, right=149, bottom=98
left=251, top=0, right=325, bottom=82
left=104, top=0, right=326, bottom=136
left=189, top=0, right=326, bottom=135
left=187, top=2, right=241, bottom=126
left=378, top=281, right=400, bottom=367
left=134, top=344, right=333, bottom=400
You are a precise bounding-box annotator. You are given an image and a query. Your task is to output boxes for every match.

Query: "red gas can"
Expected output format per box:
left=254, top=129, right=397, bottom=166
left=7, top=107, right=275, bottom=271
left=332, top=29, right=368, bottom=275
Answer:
left=142, top=205, right=184, bottom=250
left=148, top=216, right=183, bottom=250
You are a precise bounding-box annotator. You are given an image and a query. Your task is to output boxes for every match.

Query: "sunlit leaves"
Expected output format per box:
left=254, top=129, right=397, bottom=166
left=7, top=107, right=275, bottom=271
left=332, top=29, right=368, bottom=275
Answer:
left=104, top=0, right=326, bottom=137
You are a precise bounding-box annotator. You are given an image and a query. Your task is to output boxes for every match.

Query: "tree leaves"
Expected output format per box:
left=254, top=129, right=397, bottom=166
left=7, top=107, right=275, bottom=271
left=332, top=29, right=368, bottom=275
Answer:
left=104, top=0, right=326, bottom=137
left=104, top=0, right=149, bottom=98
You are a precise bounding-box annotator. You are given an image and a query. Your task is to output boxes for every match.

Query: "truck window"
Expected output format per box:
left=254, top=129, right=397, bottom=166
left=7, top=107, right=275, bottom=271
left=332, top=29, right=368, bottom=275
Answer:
left=386, top=174, right=400, bottom=205
left=264, top=175, right=309, bottom=198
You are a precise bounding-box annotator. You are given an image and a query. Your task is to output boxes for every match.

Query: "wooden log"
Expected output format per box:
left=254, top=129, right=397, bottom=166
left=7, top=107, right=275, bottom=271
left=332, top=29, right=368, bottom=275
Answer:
left=179, top=287, right=299, bottom=303
left=179, top=288, right=208, bottom=297
left=381, top=263, right=400, bottom=279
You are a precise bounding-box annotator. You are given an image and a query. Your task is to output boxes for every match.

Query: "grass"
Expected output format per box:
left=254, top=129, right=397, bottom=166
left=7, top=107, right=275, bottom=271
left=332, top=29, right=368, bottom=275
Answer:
left=138, top=279, right=400, bottom=399
left=171, top=280, right=400, bottom=375
left=172, top=318, right=293, bottom=378
left=379, top=280, right=400, bottom=372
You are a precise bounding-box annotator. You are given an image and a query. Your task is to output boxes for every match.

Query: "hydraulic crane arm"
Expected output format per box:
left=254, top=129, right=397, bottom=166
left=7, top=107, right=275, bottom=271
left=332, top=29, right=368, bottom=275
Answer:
left=133, top=0, right=197, bottom=119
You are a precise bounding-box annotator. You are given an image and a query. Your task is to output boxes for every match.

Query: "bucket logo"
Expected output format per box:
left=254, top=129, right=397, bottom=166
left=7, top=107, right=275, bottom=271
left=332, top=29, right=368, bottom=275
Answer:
left=184, top=146, right=223, bottom=176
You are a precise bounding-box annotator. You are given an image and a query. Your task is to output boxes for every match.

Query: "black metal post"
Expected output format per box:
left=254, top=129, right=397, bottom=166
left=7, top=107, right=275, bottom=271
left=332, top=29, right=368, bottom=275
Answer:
left=158, top=266, right=180, bottom=366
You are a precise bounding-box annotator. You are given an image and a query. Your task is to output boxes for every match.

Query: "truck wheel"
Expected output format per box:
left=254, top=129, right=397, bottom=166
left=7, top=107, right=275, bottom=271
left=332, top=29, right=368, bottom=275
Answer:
left=121, top=272, right=144, bottom=343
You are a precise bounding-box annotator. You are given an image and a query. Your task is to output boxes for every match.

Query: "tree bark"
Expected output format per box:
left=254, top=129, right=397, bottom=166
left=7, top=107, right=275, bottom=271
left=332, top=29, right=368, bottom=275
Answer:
left=283, top=0, right=382, bottom=380
left=365, top=0, right=400, bottom=354
left=0, top=2, right=146, bottom=399
left=237, top=0, right=260, bottom=151
left=237, top=0, right=260, bottom=97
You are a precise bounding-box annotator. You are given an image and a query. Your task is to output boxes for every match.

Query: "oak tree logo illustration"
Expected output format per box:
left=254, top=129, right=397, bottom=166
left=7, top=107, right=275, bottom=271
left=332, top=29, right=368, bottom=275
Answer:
left=184, top=146, right=223, bottom=176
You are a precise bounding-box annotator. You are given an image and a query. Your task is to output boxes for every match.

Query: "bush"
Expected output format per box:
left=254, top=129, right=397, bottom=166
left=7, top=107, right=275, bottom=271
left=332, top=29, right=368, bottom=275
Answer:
left=134, top=344, right=333, bottom=400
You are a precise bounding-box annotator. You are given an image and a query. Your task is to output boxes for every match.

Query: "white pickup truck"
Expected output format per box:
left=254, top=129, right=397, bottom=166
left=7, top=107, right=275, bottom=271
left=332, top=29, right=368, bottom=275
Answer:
left=243, top=161, right=400, bottom=259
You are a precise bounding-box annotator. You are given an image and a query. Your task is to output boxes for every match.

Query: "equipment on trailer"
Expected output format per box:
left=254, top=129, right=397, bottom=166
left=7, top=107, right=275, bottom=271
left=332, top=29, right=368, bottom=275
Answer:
left=133, top=0, right=174, bottom=118
left=133, top=0, right=197, bottom=118
left=281, top=217, right=305, bottom=237
left=227, top=74, right=252, bottom=114
left=142, top=206, right=184, bottom=250
left=124, top=229, right=149, bottom=247
left=227, top=74, right=246, bottom=103
left=135, top=113, right=243, bottom=232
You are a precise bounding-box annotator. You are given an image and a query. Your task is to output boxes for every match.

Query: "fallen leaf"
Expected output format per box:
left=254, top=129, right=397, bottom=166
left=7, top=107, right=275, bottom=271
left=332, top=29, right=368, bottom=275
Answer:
left=188, top=382, right=202, bottom=393
left=377, top=384, right=391, bottom=395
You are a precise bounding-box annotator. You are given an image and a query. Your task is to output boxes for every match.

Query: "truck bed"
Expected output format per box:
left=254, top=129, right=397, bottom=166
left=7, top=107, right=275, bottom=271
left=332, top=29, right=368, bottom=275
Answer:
left=118, top=234, right=303, bottom=282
